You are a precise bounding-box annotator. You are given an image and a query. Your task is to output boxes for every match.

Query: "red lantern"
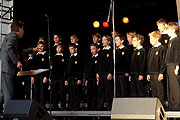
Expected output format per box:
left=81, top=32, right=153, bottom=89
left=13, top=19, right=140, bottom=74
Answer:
left=103, top=22, right=109, bottom=27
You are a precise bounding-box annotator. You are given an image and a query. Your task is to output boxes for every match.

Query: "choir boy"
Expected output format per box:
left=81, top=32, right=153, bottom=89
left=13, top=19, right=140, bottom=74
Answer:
left=130, top=34, right=146, bottom=97
left=147, top=31, right=166, bottom=104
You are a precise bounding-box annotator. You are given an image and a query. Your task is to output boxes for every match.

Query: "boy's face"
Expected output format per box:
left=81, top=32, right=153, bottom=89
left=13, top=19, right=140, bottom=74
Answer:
left=115, top=37, right=123, bottom=47
left=102, top=36, right=110, bottom=47
left=38, top=44, right=44, bottom=52
left=69, top=46, right=77, bottom=55
left=56, top=46, right=63, bottom=53
left=132, top=37, right=140, bottom=48
left=54, top=35, right=61, bottom=43
left=149, top=36, right=158, bottom=46
left=166, top=28, right=175, bottom=37
left=126, top=34, right=132, bottom=44
left=70, top=37, right=78, bottom=43
left=93, top=36, right=99, bottom=43
left=157, top=23, right=166, bottom=33
left=90, top=46, right=98, bottom=56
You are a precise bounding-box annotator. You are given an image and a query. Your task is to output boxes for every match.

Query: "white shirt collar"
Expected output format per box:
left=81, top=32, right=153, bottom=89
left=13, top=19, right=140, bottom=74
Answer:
left=70, top=53, right=78, bottom=57
left=136, top=45, right=143, bottom=50
left=170, top=35, right=177, bottom=41
left=36, top=51, right=46, bottom=55
left=54, top=42, right=61, bottom=47
left=28, top=56, right=33, bottom=60
left=103, top=46, right=111, bottom=50
left=55, top=53, right=63, bottom=56
left=161, top=30, right=168, bottom=35
left=118, top=45, right=125, bottom=49
left=92, top=53, right=98, bottom=58
left=153, top=42, right=161, bottom=48
left=75, top=43, right=79, bottom=46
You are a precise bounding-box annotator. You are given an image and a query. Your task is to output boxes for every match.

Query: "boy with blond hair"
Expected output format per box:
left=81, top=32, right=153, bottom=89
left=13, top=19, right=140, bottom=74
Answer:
left=157, top=18, right=170, bottom=48
left=147, top=31, right=166, bottom=104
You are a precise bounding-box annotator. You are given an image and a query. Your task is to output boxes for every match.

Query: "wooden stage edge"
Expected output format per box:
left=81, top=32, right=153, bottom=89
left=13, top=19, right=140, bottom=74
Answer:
left=48, top=111, right=180, bottom=118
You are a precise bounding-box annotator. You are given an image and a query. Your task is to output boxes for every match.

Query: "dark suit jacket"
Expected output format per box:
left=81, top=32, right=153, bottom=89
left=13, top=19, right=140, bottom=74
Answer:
left=1, top=32, right=20, bottom=75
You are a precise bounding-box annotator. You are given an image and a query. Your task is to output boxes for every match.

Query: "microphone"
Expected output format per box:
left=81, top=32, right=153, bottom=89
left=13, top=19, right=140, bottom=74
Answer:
left=43, top=13, right=52, bottom=20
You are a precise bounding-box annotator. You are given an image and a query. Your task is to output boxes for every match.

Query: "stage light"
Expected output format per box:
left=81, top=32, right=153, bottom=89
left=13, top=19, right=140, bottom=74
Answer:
left=93, top=21, right=100, bottom=28
left=103, top=22, right=109, bottom=27
left=122, top=17, right=129, bottom=24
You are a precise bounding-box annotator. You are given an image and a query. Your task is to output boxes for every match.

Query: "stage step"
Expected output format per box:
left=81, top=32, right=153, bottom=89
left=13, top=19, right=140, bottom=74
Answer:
left=49, top=111, right=111, bottom=117
left=48, top=111, right=180, bottom=118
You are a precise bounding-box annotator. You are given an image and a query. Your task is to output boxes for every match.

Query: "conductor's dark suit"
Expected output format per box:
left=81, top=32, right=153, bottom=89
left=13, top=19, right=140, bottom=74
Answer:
left=0, top=32, right=20, bottom=108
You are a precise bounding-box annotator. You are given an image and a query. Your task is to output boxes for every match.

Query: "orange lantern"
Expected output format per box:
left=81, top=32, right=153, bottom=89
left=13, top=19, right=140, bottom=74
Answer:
left=122, top=17, right=129, bottom=24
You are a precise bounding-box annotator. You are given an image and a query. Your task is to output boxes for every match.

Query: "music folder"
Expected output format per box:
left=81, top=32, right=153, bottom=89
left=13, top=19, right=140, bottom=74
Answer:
left=17, top=69, right=49, bottom=76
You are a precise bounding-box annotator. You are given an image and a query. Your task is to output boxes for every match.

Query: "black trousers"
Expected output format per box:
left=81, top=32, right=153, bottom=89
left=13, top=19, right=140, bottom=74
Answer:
left=131, top=74, right=146, bottom=97
left=51, top=79, right=66, bottom=108
left=86, top=79, right=97, bottom=110
left=34, top=75, right=48, bottom=105
left=149, top=74, right=165, bottom=104
left=167, top=65, right=180, bottom=110
left=97, top=71, right=114, bottom=110
left=68, top=78, right=81, bottom=110
left=115, top=74, right=128, bottom=97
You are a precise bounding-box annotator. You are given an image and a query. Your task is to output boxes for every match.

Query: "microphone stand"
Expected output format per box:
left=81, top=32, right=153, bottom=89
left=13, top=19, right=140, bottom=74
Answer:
left=107, top=0, right=116, bottom=98
left=44, top=13, right=53, bottom=117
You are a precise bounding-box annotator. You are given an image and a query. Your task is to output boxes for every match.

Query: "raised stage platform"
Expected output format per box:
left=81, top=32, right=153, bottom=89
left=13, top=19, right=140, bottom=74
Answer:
left=49, top=110, right=180, bottom=119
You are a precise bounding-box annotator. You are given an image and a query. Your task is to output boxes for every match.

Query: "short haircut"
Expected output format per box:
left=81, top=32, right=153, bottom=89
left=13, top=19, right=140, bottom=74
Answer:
left=102, top=35, right=112, bottom=43
left=90, top=43, right=99, bottom=49
left=70, top=34, right=78, bottom=39
left=148, top=31, right=161, bottom=40
left=11, top=20, right=24, bottom=32
left=157, top=18, right=167, bottom=25
left=92, top=33, right=101, bottom=38
left=132, top=34, right=144, bottom=44
left=69, top=43, right=77, bottom=48
left=53, top=33, right=62, bottom=38
left=39, top=36, right=47, bottom=41
left=126, top=31, right=136, bottom=36
left=167, top=22, right=179, bottom=33
left=56, top=43, right=64, bottom=49
left=115, top=34, right=126, bottom=41
left=37, top=41, right=45, bottom=46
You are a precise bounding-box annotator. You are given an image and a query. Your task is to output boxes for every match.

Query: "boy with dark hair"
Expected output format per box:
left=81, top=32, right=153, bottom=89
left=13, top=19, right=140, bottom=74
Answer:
left=52, top=33, right=62, bottom=56
left=165, top=22, right=180, bottom=110
left=85, top=43, right=99, bottom=110
left=32, top=41, right=49, bottom=105
left=147, top=31, right=166, bottom=104
left=65, top=43, right=82, bottom=110
left=92, top=33, right=102, bottom=49
left=51, top=43, right=66, bottom=110
left=96, top=35, right=114, bottom=110
left=115, top=34, right=130, bottom=97
left=130, top=34, right=146, bottom=97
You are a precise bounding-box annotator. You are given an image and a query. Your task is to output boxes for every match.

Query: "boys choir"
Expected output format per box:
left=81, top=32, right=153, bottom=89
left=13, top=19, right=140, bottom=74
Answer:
left=22, top=18, right=180, bottom=111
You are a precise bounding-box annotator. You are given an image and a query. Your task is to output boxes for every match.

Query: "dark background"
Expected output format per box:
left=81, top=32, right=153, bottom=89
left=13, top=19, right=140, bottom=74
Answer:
left=13, top=0, right=178, bottom=50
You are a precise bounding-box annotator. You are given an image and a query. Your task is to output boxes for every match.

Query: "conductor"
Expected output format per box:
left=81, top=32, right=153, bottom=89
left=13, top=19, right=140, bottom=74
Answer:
left=0, top=20, right=24, bottom=113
